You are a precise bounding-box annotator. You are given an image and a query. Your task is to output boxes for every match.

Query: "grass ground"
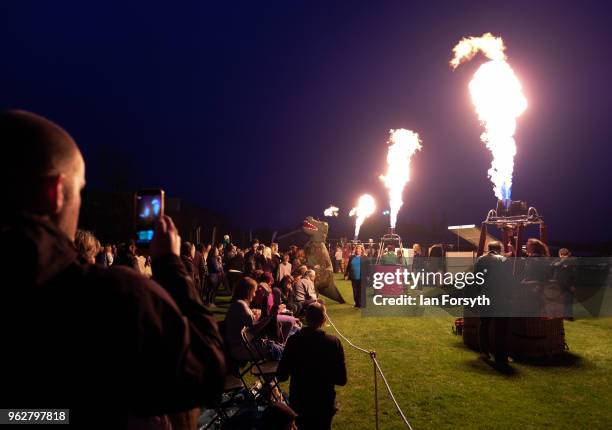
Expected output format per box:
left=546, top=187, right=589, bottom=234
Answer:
left=212, top=275, right=612, bottom=429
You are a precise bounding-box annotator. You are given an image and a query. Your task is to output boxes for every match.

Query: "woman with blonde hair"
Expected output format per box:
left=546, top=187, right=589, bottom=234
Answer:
left=74, top=229, right=100, bottom=264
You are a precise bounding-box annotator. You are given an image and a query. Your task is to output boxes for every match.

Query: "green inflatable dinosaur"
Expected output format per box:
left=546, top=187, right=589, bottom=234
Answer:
left=301, top=216, right=345, bottom=303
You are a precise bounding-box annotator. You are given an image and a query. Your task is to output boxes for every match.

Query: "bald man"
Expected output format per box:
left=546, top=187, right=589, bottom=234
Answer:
left=0, top=110, right=225, bottom=426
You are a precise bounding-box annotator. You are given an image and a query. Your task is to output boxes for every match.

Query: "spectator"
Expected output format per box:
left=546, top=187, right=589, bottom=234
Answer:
left=224, top=277, right=282, bottom=361
left=142, top=255, right=153, bottom=278
left=96, top=243, right=114, bottom=267
left=278, top=274, right=296, bottom=313
left=292, top=263, right=308, bottom=279
left=271, top=242, right=282, bottom=276
left=345, top=245, right=364, bottom=308
left=180, top=241, right=199, bottom=287
left=342, top=244, right=351, bottom=275
left=74, top=229, right=100, bottom=264
left=206, top=245, right=224, bottom=306
left=255, top=244, right=267, bottom=271
left=412, top=243, right=425, bottom=289
left=277, top=253, right=292, bottom=283
left=194, top=244, right=207, bottom=300
left=334, top=245, right=343, bottom=273
left=244, top=240, right=259, bottom=277
left=0, top=110, right=225, bottom=427
left=277, top=302, right=347, bottom=430
left=296, top=249, right=306, bottom=266
left=412, top=243, right=424, bottom=269
left=115, top=239, right=140, bottom=272
left=262, top=246, right=275, bottom=276
left=293, top=269, right=318, bottom=315
left=226, top=245, right=245, bottom=294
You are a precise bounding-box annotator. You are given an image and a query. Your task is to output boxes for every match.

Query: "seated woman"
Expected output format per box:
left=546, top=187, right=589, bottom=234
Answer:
left=225, top=277, right=283, bottom=362
left=278, top=275, right=296, bottom=313
left=257, top=277, right=300, bottom=343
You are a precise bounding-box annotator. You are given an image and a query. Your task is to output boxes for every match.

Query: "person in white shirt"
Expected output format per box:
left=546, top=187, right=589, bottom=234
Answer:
left=277, top=253, right=292, bottom=282
left=334, top=246, right=343, bottom=273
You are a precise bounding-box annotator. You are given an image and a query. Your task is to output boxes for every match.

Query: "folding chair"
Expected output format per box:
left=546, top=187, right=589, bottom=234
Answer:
left=240, top=327, right=284, bottom=403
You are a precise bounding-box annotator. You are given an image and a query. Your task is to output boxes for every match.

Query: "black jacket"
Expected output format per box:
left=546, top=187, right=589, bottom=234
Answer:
left=181, top=254, right=200, bottom=286
left=226, top=254, right=245, bottom=272
left=0, top=214, right=225, bottom=428
left=277, top=327, right=347, bottom=415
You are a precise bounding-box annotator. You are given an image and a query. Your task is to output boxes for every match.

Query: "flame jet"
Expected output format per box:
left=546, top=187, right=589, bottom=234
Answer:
left=324, top=205, right=339, bottom=217
left=349, top=194, right=376, bottom=239
left=451, top=33, right=527, bottom=203
left=379, top=129, right=422, bottom=229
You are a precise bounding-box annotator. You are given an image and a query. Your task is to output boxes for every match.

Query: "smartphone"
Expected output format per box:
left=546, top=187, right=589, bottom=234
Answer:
left=134, top=189, right=165, bottom=246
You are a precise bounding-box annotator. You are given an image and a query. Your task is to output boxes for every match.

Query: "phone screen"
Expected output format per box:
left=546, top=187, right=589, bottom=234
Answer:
left=135, top=189, right=164, bottom=245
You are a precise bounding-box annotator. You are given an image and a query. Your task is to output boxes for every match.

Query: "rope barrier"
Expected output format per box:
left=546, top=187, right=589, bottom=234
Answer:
left=372, top=356, right=414, bottom=430
left=325, top=312, right=370, bottom=355
left=325, top=312, right=415, bottom=430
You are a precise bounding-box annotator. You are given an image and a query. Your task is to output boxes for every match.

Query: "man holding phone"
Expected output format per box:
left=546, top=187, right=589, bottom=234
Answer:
left=0, top=110, right=225, bottom=427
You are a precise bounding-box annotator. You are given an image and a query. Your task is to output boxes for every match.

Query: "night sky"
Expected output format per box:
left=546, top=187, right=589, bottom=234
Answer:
left=2, top=1, right=611, bottom=243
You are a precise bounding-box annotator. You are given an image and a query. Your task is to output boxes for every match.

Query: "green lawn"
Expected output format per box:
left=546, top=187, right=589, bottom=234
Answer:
left=212, top=275, right=612, bottom=429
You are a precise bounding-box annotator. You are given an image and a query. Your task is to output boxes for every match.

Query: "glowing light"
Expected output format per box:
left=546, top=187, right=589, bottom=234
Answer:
left=349, top=194, right=376, bottom=239
left=451, top=32, right=527, bottom=202
left=324, top=205, right=339, bottom=217
left=379, top=129, right=422, bottom=228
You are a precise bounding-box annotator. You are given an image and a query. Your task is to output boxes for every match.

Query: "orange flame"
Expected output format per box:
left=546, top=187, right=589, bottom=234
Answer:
left=451, top=33, right=527, bottom=202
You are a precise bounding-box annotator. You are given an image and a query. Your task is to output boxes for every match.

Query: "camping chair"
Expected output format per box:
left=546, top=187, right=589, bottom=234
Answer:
left=217, top=319, right=255, bottom=396
left=240, top=327, right=284, bottom=403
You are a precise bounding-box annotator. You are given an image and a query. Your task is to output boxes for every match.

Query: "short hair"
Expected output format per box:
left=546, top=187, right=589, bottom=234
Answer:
left=232, top=277, right=257, bottom=302
left=527, top=238, right=550, bottom=257
left=0, top=110, right=79, bottom=211
left=559, top=248, right=571, bottom=257
left=306, top=269, right=316, bottom=279
left=305, top=302, right=326, bottom=328
left=297, top=265, right=308, bottom=276
left=487, top=241, right=503, bottom=253
left=181, top=241, right=193, bottom=256
left=74, top=230, right=99, bottom=263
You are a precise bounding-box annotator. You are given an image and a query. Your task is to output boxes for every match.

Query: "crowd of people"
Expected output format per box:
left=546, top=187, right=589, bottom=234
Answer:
left=1, top=110, right=349, bottom=430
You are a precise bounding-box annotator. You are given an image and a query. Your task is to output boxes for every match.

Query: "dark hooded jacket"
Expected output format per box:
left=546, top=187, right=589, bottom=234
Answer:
left=0, top=214, right=225, bottom=428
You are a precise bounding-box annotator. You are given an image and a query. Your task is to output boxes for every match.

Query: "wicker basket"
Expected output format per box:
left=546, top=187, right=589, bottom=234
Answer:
left=462, top=307, right=481, bottom=351
left=509, top=318, right=565, bottom=359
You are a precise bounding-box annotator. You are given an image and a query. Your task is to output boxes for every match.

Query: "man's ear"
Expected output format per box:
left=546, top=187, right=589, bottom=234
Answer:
left=43, top=174, right=66, bottom=214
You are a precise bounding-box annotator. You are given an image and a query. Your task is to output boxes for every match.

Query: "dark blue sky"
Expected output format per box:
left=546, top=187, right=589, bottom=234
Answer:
left=2, top=1, right=611, bottom=242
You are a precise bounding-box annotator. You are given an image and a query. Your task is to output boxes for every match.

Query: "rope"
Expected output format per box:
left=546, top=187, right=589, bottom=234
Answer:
left=325, top=312, right=370, bottom=354
left=372, top=356, right=414, bottom=430
left=325, top=312, right=415, bottom=430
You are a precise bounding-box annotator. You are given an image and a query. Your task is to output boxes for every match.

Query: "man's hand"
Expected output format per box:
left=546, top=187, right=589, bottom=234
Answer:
left=151, top=215, right=181, bottom=259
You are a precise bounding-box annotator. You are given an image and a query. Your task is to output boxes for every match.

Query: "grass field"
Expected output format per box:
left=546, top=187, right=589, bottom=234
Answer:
left=212, top=275, right=612, bottom=429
